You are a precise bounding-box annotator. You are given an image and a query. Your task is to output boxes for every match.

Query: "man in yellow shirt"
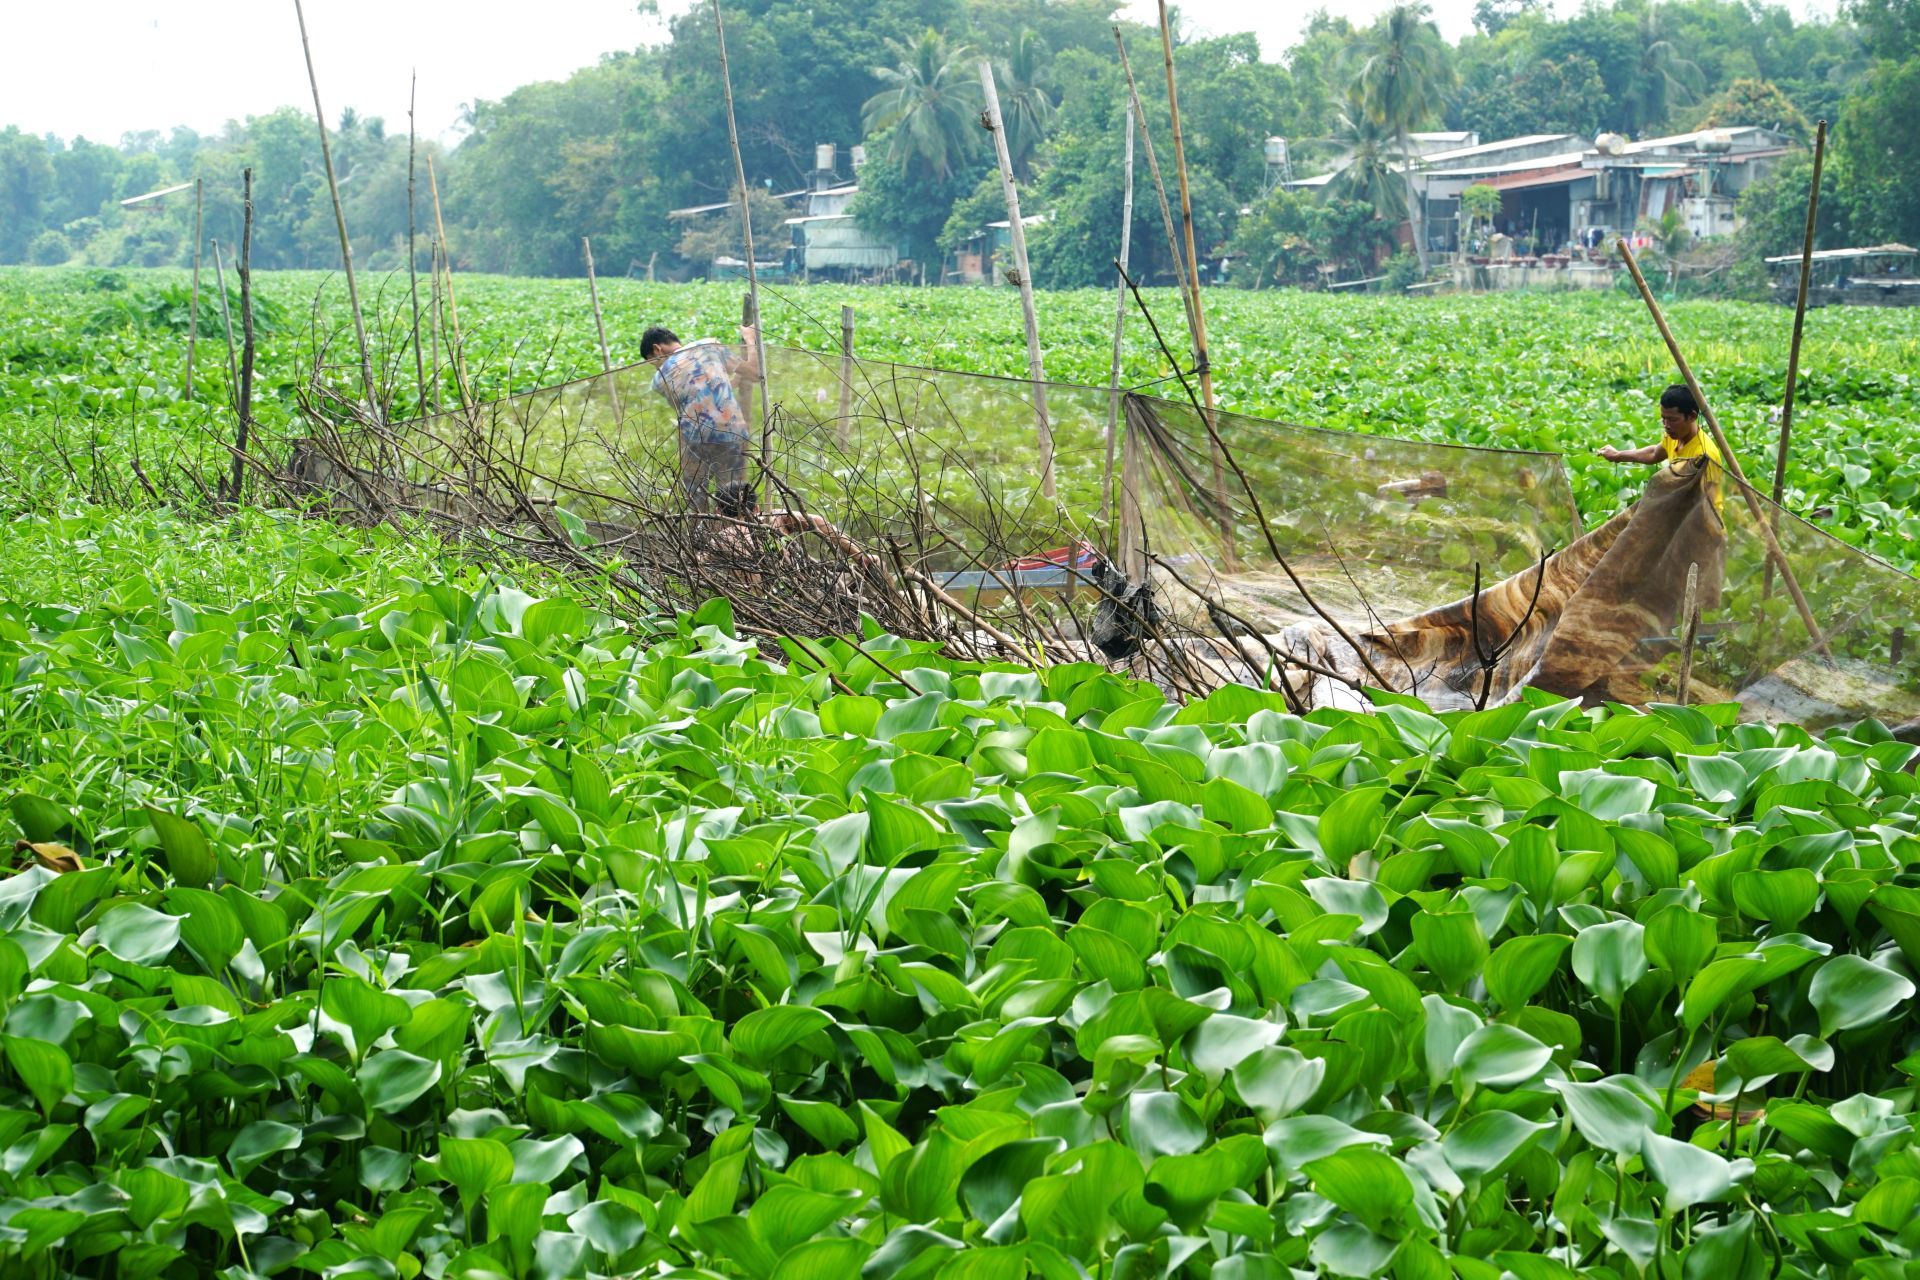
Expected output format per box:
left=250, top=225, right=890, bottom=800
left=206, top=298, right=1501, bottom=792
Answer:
left=1598, top=384, right=1724, bottom=516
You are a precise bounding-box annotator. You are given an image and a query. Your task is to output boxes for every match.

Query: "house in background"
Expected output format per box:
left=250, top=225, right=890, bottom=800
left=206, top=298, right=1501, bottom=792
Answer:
left=784, top=145, right=909, bottom=282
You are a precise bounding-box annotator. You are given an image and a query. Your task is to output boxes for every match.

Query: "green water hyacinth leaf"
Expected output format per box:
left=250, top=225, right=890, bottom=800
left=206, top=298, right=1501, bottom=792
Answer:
left=1571, top=919, right=1647, bottom=1010
left=437, top=1137, right=515, bottom=1213
left=359, top=1050, right=443, bottom=1114
left=1231, top=1046, right=1327, bottom=1123
left=1, top=1034, right=72, bottom=1115
left=1304, top=1148, right=1416, bottom=1239
left=225, top=1120, right=301, bottom=1178
left=92, top=902, right=181, bottom=966
left=729, top=1004, right=833, bottom=1065
left=1548, top=1077, right=1661, bottom=1154
left=1411, top=909, right=1488, bottom=992
left=1185, top=1013, right=1285, bottom=1080
left=1316, top=786, right=1388, bottom=865
left=1809, top=954, right=1916, bottom=1037
left=1644, top=906, right=1718, bottom=986
left=144, top=807, right=214, bottom=888
left=1454, top=1022, right=1553, bottom=1088
left=1641, top=1131, right=1751, bottom=1211
left=1442, top=1111, right=1555, bottom=1184
left=1484, top=934, right=1572, bottom=1010
left=1731, top=868, right=1821, bottom=929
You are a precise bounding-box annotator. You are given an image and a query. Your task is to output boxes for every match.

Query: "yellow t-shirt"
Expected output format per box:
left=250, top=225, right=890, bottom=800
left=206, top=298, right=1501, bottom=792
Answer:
left=1663, top=429, right=1724, bottom=516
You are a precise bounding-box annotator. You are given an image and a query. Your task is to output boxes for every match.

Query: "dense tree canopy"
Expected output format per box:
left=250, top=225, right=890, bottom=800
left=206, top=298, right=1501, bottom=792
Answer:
left=0, top=0, right=1910, bottom=283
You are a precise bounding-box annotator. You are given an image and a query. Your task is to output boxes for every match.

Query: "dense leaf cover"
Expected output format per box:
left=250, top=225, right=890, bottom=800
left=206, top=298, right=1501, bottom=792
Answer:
left=0, top=501, right=1918, bottom=1278
left=6, top=268, right=1920, bottom=569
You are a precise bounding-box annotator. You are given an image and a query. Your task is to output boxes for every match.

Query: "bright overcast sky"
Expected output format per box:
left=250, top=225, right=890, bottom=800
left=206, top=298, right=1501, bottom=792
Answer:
left=3, top=0, right=1839, bottom=146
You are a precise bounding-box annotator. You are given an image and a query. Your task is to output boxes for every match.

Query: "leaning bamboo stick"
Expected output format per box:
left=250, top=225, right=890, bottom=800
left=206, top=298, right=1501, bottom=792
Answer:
left=1617, top=239, right=1831, bottom=661
left=426, top=155, right=470, bottom=409
left=1156, top=0, right=1232, bottom=567
left=293, top=0, right=378, bottom=417
left=711, top=0, right=775, bottom=473
left=1112, top=27, right=1197, bottom=340
left=979, top=58, right=1055, bottom=500
left=837, top=305, right=855, bottom=443
left=1772, top=119, right=1827, bottom=505
left=406, top=71, right=428, bottom=417
left=583, top=236, right=622, bottom=420
left=1103, top=107, right=1136, bottom=537
left=228, top=167, right=257, bottom=504
left=210, top=239, right=240, bottom=401
left=186, top=178, right=202, bottom=401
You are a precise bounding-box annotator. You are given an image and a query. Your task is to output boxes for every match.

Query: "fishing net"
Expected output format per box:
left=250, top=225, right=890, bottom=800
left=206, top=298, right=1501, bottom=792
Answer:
left=281, top=343, right=1920, bottom=729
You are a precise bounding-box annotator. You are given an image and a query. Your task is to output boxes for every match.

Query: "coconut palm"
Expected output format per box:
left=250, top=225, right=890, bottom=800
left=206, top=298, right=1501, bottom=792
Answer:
left=1327, top=107, right=1405, bottom=229
left=862, top=30, right=980, bottom=180
left=1347, top=4, right=1453, bottom=269
left=996, top=30, right=1055, bottom=179
left=1619, top=6, right=1705, bottom=135
left=1640, top=207, right=1692, bottom=289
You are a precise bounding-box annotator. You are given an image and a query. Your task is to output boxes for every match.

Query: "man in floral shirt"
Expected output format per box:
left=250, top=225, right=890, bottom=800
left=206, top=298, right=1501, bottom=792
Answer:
left=643, top=324, right=761, bottom=511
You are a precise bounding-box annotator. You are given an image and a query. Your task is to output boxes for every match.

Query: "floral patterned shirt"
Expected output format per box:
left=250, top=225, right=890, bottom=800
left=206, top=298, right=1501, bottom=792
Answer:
left=651, top=339, right=749, bottom=446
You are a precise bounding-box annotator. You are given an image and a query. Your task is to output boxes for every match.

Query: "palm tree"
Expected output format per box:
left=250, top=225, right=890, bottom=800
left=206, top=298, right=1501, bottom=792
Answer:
left=862, top=30, right=979, bottom=180
left=996, top=30, right=1055, bottom=179
left=1640, top=207, right=1692, bottom=290
left=1327, top=107, right=1405, bottom=229
left=1347, top=3, right=1453, bottom=270
left=1619, top=6, right=1704, bottom=135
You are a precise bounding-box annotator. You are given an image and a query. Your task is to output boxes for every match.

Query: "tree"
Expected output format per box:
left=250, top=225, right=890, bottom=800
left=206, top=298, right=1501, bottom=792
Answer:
left=1229, top=189, right=1323, bottom=287
left=1639, top=207, right=1692, bottom=288
left=1460, top=182, right=1502, bottom=250
left=862, top=29, right=981, bottom=180
left=1456, top=54, right=1610, bottom=140
left=0, top=126, right=55, bottom=263
left=1847, top=0, right=1920, bottom=61
left=1326, top=104, right=1405, bottom=225
left=996, top=30, right=1054, bottom=179
left=1347, top=4, right=1452, bottom=269
left=676, top=184, right=795, bottom=270
left=1834, top=55, right=1920, bottom=246
left=27, top=230, right=72, bottom=265
left=1473, top=0, right=1544, bottom=38
left=1619, top=5, right=1705, bottom=134
left=1687, top=77, right=1810, bottom=140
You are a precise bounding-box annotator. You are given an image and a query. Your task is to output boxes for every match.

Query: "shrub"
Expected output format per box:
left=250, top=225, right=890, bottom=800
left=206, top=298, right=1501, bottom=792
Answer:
left=27, top=230, right=72, bottom=266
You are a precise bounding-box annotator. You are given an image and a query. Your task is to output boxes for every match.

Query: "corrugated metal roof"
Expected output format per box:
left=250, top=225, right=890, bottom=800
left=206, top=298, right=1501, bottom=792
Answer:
left=1417, top=133, right=1583, bottom=165
left=1476, top=165, right=1591, bottom=191
left=1764, top=244, right=1918, bottom=264
left=120, top=181, right=195, bottom=207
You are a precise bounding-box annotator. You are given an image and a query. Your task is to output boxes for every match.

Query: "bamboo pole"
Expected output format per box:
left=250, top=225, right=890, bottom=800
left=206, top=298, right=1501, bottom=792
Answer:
left=837, top=304, right=855, bottom=442
left=583, top=235, right=622, bottom=420
left=427, top=238, right=444, bottom=414
left=1154, top=2, right=1233, bottom=566
left=1678, top=561, right=1700, bottom=705
left=1103, top=106, right=1136, bottom=537
left=1772, top=119, right=1827, bottom=505
left=406, top=71, right=427, bottom=417
left=227, top=167, right=256, bottom=504
left=210, top=240, right=240, bottom=400
left=293, top=0, right=378, bottom=417
left=978, top=58, right=1055, bottom=499
left=1616, top=239, right=1830, bottom=661
left=426, top=155, right=469, bottom=409
left=186, top=178, right=202, bottom=401
left=1113, top=27, right=1197, bottom=341
left=711, top=0, right=774, bottom=473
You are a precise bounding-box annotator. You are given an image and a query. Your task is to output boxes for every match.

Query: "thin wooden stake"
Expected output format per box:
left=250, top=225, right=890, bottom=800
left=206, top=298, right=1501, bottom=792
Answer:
left=293, top=0, right=378, bottom=417
left=427, top=237, right=444, bottom=414
left=583, top=235, right=622, bottom=420
left=227, top=167, right=256, bottom=504
left=1617, top=238, right=1831, bottom=661
left=1103, top=106, right=1136, bottom=536
left=1678, top=560, right=1700, bottom=705
left=979, top=58, right=1055, bottom=499
left=1773, top=119, right=1827, bottom=505
left=1153, top=6, right=1233, bottom=567
left=837, top=304, right=855, bottom=441
left=406, top=71, right=428, bottom=417
left=711, top=0, right=774, bottom=472
left=426, top=155, right=470, bottom=409
left=186, top=178, right=202, bottom=400
left=210, top=239, right=240, bottom=401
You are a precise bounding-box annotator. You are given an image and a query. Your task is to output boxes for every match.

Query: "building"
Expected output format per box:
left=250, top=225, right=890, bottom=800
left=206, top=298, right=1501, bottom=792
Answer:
left=949, top=213, right=1048, bottom=285
left=1294, top=126, right=1796, bottom=260
left=1419, top=126, right=1794, bottom=256
left=783, top=144, right=908, bottom=282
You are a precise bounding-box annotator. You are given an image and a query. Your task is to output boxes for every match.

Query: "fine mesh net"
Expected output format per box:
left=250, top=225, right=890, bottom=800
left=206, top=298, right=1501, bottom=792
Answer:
left=283, top=344, right=1920, bottom=730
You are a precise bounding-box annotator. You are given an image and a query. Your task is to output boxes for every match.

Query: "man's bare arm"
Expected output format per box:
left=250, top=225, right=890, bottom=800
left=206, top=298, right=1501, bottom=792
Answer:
left=771, top=511, right=877, bottom=564
left=1597, top=442, right=1666, bottom=464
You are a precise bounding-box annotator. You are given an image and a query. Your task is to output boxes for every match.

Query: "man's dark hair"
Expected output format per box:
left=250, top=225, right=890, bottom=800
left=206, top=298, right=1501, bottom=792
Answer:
left=715, top=481, right=758, bottom=518
left=641, top=327, right=679, bottom=360
left=1659, top=384, right=1699, bottom=416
